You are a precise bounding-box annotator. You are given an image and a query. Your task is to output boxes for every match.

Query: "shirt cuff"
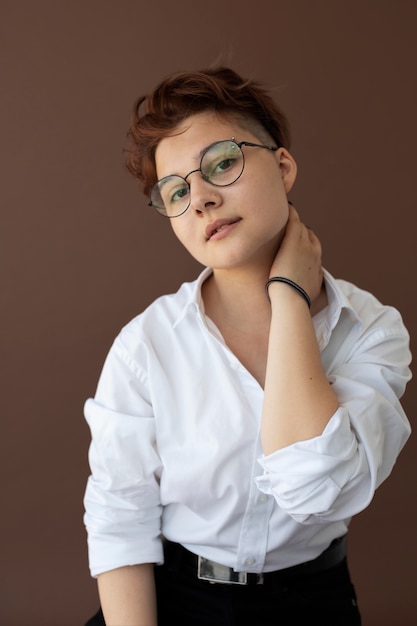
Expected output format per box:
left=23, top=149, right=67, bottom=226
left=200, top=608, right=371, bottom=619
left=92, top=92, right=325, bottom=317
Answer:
left=255, top=409, right=359, bottom=520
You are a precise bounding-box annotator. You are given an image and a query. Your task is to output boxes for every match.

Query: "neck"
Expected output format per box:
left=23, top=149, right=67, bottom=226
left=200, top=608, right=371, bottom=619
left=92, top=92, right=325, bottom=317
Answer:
left=202, top=265, right=272, bottom=328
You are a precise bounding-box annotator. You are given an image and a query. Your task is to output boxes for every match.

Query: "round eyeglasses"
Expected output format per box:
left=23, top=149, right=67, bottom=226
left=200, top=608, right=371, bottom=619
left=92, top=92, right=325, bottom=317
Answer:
left=149, top=138, right=278, bottom=217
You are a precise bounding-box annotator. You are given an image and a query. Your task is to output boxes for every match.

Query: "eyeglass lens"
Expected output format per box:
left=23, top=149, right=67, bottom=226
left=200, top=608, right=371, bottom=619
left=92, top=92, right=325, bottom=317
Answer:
left=151, top=140, right=244, bottom=217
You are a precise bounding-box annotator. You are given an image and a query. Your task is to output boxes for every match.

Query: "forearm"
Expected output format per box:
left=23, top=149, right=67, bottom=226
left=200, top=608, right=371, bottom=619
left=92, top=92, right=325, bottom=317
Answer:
left=261, top=283, right=339, bottom=454
left=97, top=563, right=157, bottom=626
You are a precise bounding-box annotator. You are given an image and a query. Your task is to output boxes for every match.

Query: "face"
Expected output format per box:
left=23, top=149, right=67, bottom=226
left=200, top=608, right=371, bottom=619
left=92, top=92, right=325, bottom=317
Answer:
left=154, top=112, right=297, bottom=272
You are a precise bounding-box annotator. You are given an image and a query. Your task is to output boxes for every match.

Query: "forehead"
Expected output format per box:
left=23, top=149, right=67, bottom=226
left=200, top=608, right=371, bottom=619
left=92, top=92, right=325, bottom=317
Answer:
left=154, top=112, right=254, bottom=177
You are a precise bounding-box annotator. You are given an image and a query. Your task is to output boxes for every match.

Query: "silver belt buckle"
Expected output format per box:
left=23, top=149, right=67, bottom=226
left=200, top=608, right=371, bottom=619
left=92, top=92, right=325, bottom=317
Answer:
left=197, top=555, right=248, bottom=585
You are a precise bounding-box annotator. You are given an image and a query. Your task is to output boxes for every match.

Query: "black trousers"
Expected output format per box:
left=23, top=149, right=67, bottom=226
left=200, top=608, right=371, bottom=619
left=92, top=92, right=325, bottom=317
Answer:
left=85, top=545, right=361, bottom=626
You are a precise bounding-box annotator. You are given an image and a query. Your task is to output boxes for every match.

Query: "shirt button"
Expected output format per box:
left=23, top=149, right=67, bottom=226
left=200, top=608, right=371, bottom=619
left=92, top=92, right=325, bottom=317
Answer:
left=258, top=494, right=268, bottom=504
left=244, top=557, right=256, bottom=566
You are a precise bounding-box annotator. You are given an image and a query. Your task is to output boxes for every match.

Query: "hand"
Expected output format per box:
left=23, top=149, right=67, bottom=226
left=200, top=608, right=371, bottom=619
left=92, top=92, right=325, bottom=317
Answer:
left=269, top=204, right=323, bottom=305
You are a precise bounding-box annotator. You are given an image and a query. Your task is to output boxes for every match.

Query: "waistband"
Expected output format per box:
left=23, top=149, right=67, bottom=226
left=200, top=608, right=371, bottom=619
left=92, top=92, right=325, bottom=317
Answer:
left=163, top=535, right=347, bottom=586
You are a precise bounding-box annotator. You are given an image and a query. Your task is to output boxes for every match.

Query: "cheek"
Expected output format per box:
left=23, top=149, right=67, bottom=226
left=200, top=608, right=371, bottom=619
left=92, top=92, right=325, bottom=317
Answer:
left=256, top=182, right=289, bottom=222
left=246, top=165, right=287, bottom=201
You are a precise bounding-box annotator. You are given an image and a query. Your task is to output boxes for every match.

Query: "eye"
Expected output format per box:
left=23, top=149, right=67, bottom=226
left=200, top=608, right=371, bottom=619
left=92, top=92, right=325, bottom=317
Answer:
left=159, top=177, right=190, bottom=206
left=213, top=157, right=236, bottom=174
left=170, top=185, right=189, bottom=204
left=202, top=142, right=243, bottom=182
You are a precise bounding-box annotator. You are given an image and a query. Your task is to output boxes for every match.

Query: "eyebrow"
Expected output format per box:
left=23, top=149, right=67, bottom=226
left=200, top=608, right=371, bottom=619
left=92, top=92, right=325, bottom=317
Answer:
left=195, top=142, right=213, bottom=162
left=158, top=176, right=185, bottom=188
left=158, top=138, right=235, bottom=182
left=196, top=137, right=234, bottom=161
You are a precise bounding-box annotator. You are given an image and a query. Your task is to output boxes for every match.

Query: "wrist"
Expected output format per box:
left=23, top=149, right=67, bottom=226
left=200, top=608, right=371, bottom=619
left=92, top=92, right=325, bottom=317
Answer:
left=265, top=277, right=311, bottom=309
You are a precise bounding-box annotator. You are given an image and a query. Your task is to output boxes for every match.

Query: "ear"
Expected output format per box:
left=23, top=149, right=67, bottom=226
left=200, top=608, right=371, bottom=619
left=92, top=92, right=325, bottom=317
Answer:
left=276, top=148, right=297, bottom=193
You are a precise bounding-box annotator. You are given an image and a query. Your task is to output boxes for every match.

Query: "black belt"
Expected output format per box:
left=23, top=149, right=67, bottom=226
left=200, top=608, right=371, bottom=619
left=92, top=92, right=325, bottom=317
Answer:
left=163, top=535, right=347, bottom=586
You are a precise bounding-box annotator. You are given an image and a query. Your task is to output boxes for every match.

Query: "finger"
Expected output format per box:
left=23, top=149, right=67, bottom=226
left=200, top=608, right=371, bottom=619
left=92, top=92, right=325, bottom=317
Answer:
left=309, top=230, right=322, bottom=257
left=287, top=202, right=300, bottom=219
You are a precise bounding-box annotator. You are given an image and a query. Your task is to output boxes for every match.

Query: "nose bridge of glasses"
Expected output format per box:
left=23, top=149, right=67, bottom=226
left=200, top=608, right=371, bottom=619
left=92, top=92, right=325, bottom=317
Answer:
left=184, top=166, right=205, bottom=184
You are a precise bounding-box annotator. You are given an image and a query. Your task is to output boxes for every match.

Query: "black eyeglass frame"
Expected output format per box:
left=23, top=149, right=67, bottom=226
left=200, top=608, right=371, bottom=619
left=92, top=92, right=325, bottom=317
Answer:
left=148, top=138, right=279, bottom=218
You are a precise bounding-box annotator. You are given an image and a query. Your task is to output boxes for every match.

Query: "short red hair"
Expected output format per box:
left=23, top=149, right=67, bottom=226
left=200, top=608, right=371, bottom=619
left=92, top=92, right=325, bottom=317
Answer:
left=125, top=67, right=291, bottom=196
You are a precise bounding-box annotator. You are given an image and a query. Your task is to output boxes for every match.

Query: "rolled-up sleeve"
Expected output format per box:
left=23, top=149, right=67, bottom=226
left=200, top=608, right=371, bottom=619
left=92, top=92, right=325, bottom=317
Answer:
left=83, top=337, right=163, bottom=577
left=256, top=316, right=412, bottom=524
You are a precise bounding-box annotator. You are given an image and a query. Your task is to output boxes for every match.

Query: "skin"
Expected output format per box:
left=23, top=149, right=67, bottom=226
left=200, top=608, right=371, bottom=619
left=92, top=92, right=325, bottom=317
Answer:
left=98, top=111, right=339, bottom=625
left=98, top=564, right=157, bottom=626
left=160, top=113, right=292, bottom=275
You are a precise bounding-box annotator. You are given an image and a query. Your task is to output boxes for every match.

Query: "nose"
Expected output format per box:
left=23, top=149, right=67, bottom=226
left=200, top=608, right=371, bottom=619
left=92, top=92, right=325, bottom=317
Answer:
left=187, top=171, right=222, bottom=215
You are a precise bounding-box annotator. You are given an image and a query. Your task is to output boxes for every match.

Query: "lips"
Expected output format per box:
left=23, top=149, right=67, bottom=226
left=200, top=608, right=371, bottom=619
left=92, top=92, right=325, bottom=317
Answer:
left=205, top=218, right=241, bottom=240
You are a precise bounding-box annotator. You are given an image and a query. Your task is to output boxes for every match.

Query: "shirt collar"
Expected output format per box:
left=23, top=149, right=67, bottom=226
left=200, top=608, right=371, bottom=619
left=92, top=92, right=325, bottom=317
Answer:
left=173, top=267, right=361, bottom=337
left=172, top=267, right=213, bottom=328
left=314, top=269, right=362, bottom=350
left=322, top=268, right=360, bottom=322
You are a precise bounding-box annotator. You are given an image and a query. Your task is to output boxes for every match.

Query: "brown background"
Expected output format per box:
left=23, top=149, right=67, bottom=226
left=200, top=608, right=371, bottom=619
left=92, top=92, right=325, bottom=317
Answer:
left=1, top=1, right=416, bottom=624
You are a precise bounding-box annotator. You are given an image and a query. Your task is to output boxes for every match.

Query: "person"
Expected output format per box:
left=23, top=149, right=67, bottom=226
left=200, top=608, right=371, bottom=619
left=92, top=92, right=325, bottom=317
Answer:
left=83, top=66, right=412, bottom=626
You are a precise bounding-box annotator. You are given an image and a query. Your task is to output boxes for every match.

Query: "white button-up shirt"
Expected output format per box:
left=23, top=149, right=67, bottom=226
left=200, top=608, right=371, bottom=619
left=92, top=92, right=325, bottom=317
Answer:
left=84, top=268, right=411, bottom=577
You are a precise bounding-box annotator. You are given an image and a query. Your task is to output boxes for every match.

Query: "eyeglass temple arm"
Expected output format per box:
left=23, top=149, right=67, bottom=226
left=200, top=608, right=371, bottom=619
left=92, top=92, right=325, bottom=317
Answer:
left=239, top=141, right=279, bottom=152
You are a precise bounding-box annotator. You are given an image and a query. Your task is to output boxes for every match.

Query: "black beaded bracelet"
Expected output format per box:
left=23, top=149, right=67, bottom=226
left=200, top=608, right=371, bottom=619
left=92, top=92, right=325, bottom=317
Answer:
left=265, top=277, right=311, bottom=309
